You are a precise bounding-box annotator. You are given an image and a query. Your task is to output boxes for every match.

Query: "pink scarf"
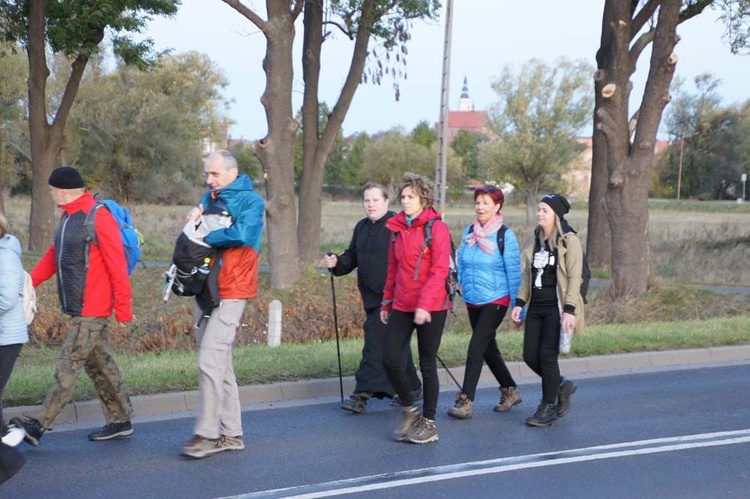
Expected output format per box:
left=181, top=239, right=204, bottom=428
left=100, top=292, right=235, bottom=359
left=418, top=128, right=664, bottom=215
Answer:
left=466, top=214, right=504, bottom=254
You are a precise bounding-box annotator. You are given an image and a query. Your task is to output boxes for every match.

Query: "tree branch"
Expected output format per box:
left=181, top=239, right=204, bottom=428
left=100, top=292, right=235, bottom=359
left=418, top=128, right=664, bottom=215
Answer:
left=679, top=0, right=713, bottom=24
left=50, top=53, right=90, bottom=142
left=323, top=20, right=354, bottom=39
left=221, top=0, right=267, bottom=32
left=629, top=28, right=655, bottom=72
left=631, top=0, right=659, bottom=38
left=292, top=0, right=304, bottom=21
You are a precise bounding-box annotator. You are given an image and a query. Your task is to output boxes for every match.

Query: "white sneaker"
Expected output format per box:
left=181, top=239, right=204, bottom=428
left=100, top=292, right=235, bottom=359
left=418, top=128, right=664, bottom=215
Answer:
left=2, top=425, right=27, bottom=447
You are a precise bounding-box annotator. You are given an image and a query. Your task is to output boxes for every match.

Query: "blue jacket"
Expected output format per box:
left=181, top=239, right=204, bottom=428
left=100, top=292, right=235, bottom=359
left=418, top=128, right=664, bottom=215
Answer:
left=0, top=234, right=29, bottom=346
left=457, top=224, right=521, bottom=307
left=200, top=174, right=265, bottom=299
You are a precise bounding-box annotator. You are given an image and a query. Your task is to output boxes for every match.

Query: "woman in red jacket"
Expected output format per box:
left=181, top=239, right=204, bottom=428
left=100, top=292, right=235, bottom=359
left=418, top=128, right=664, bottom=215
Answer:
left=381, top=172, right=451, bottom=444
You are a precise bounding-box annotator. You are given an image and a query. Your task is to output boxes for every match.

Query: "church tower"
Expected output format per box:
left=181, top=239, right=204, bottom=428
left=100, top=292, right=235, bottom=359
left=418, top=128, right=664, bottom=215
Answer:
left=457, top=76, right=474, bottom=111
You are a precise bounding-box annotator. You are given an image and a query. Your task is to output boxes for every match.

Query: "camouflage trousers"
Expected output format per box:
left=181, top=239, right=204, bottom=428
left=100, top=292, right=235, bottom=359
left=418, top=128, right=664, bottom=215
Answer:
left=35, top=317, right=133, bottom=429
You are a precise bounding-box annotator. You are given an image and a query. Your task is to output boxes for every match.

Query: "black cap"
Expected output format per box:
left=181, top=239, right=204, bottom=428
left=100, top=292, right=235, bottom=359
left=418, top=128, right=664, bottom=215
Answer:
left=540, top=193, right=570, bottom=220
left=48, top=166, right=85, bottom=189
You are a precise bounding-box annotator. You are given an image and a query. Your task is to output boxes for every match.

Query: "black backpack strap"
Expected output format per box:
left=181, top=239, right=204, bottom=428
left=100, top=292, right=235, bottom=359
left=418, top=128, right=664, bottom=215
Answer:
left=413, top=219, right=434, bottom=281
left=467, top=223, right=507, bottom=255
left=497, top=225, right=507, bottom=256
left=84, top=203, right=106, bottom=269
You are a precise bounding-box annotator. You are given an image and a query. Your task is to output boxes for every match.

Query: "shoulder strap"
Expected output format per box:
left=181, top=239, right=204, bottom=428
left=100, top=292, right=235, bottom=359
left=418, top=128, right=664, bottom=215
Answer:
left=497, top=225, right=507, bottom=256
left=467, top=223, right=507, bottom=255
left=84, top=202, right=106, bottom=246
left=413, top=219, right=435, bottom=280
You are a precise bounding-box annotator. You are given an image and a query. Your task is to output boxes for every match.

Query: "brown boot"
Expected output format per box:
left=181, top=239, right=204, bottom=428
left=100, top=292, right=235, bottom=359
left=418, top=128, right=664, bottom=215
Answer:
left=447, top=393, right=473, bottom=419
left=494, top=386, right=522, bottom=412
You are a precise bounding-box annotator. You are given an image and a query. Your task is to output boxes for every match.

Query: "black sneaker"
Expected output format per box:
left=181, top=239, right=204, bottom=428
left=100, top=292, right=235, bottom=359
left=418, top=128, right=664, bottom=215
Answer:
left=9, top=416, right=44, bottom=447
left=525, top=402, right=558, bottom=427
left=557, top=378, right=577, bottom=417
left=88, top=421, right=133, bottom=441
left=341, top=394, right=368, bottom=414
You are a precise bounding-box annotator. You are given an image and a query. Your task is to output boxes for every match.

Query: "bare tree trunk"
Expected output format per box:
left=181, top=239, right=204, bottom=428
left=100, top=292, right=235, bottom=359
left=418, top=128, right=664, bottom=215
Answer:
left=26, top=0, right=97, bottom=251
left=297, top=0, right=324, bottom=266
left=601, top=0, right=680, bottom=296
left=26, top=0, right=57, bottom=250
left=240, top=0, right=302, bottom=289
left=223, top=0, right=303, bottom=288
left=297, top=0, right=375, bottom=265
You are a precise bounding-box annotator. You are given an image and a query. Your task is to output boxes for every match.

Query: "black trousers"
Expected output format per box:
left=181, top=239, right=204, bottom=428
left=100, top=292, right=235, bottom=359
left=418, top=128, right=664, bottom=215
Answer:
left=522, top=304, right=561, bottom=404
left=0, top=343, right=24, bottom=486
left=462, top=304, right=516, bottom=400
left=354, top=308, right=421, bottom=397
left=383, top=310, right=447, bottom=420
left=0, top=343, right=23, bottom=430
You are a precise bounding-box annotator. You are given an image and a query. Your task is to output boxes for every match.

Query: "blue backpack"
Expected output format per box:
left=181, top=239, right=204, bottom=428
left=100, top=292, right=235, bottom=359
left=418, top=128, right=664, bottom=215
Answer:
left=85, top=200, right=142, bottom=274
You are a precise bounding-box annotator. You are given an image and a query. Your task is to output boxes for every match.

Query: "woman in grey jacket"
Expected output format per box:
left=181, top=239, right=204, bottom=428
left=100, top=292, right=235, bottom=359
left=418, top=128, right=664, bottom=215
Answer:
left=511, top=194, right=584, bottom=427
left=0, top=212, right=28, bottom=483
left=448, top=186, right=522, bottom=419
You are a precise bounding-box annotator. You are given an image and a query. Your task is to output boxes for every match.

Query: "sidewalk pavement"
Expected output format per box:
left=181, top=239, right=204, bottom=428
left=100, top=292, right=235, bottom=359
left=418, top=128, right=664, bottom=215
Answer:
left=6, top=345, right=750, bottom=430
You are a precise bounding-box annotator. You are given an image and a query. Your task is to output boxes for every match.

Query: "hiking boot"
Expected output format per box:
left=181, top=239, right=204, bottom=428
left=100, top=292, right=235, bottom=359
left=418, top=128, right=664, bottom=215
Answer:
left=9, top=416, right=44, bottom=446
left=557, top=378, right=577, bottom=417
left=405, top=417, right=439, bottom=444
left=494, top=386, right=522, bottom=413
left=88, top=421, right=133, bottom=441
left=393, top=405, right=420, bottom=442
left=447, top=393, right=473, bottom=419
left=181, top=435, right=223, bottom=459
left=1, top=425, right=26, bottom=448
left=341, top=393, right=369, bottom=414
left=525, top=402, right=558, bottom=427
left=391, top=387, right=423, bottom=406
left=216, top=435, right=245, bottom=452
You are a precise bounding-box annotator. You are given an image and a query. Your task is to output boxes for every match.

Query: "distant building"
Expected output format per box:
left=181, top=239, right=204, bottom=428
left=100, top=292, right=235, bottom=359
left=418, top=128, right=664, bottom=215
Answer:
left=443, top=77, right=491, bottom=142
left=562, top=138, right=673, bottom=201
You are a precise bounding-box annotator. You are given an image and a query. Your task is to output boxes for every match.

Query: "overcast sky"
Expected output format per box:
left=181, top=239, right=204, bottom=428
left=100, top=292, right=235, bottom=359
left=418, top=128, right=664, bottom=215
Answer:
left=144, top=0, right=749, bottom=140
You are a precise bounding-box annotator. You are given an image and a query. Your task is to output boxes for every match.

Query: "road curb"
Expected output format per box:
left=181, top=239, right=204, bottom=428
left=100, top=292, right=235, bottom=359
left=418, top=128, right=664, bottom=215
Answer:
left=6, top=345, right=750, bottom=428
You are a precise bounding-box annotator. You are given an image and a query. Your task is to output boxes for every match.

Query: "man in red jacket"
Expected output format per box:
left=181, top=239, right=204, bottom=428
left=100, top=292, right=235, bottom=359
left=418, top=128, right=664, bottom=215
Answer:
left=11, top=166, right=134, bottom=446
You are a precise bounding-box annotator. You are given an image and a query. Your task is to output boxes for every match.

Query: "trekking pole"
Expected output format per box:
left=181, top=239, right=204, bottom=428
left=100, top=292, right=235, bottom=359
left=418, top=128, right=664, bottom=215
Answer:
left=327, top=252, right=344, bottom=402
left=436, top=308, right=462, bottom=390
left=436, top=354, right=462, bottom=390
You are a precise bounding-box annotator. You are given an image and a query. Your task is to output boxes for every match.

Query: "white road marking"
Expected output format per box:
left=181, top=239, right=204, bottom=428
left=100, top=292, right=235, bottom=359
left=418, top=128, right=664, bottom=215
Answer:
left=218, top=429, right=750, bottom=499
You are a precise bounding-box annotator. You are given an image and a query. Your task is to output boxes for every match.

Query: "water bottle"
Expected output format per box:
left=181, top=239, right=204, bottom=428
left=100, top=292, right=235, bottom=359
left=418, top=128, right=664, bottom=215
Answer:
left=559, top=328, right=573, bottom=354
left=198, top=257, right=211, bottom=275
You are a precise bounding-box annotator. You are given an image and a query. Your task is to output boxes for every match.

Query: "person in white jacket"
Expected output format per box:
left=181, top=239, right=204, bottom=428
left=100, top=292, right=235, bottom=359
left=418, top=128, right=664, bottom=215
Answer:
left=0, top=212, right=28, bottom=484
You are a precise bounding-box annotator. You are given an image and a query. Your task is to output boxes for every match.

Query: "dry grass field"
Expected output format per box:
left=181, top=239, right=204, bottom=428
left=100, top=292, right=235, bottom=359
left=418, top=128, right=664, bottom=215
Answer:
left=3, top=195, right=749, bottom=354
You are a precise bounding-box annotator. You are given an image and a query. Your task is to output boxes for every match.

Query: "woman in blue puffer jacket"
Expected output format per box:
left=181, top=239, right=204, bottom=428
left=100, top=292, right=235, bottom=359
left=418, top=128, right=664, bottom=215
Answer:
left=0, top=212, right=28, bottom=483
left=448, top=186, right=522, bottom=420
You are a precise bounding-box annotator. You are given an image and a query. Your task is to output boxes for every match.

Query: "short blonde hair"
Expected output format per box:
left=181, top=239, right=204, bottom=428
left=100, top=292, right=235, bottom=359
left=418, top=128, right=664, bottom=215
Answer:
left=0, top=212, right=7, bottom=239
left=396, top=172, right=434, bottom=210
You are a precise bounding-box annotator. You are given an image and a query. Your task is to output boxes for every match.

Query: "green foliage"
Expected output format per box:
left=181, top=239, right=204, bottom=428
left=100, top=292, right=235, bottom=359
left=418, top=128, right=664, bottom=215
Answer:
left=0, top=42, right=29, bottom=191
left=230, top=142, right=263, bottom=182
left=451, top=129, right=482, bottom=180
left=657, top=74, right=749, bottom=200
left=410, top=120, right=437, bottom=147
left=1, top=0, right=180, bottom=66
left=68, top=51, right=231, bottom=203
left=358, top=129, right=462, bottom=196
left=483, top=58, right=593, bottom=219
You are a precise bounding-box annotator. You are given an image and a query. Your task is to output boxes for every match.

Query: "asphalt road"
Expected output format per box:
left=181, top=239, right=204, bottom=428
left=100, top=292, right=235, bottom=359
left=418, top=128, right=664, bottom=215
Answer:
left=4, top=363, right=750, bottom=499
